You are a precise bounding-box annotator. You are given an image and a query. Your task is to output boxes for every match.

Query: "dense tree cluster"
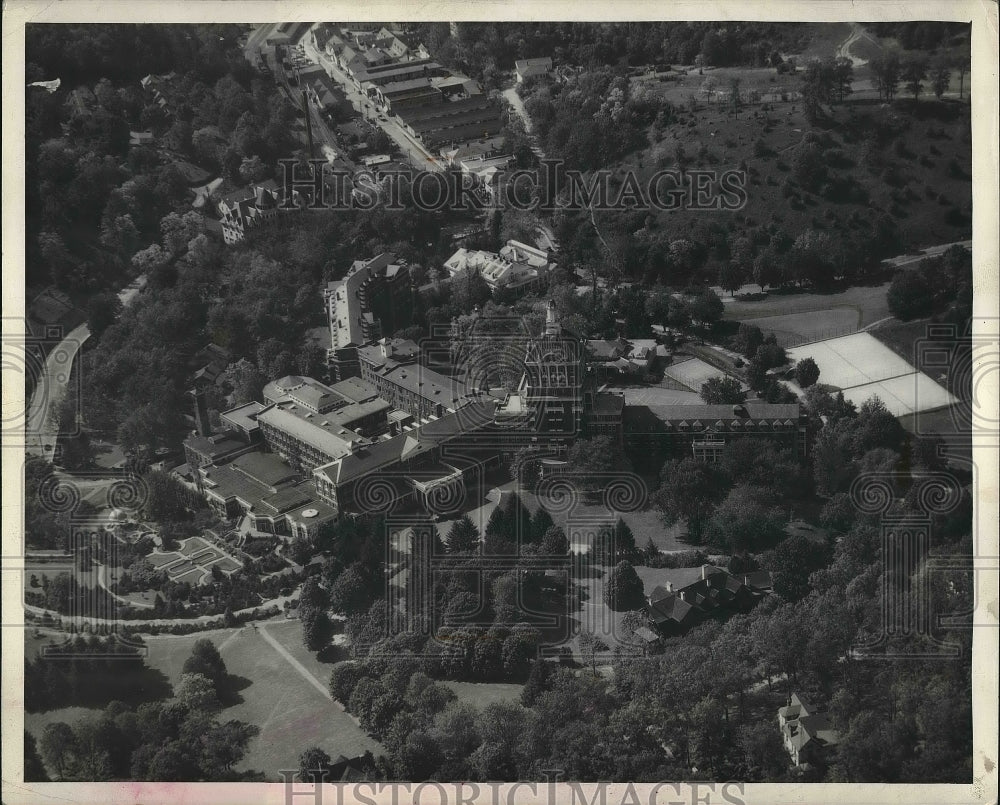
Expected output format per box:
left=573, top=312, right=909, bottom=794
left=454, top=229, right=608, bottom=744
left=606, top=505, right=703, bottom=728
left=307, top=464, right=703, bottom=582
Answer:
left=33, top=638, right=259, bottom=781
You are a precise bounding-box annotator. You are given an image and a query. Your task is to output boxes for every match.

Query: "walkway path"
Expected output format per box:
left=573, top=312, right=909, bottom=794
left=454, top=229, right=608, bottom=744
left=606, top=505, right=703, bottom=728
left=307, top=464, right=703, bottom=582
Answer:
left=257, top=622, right=338, bottom=705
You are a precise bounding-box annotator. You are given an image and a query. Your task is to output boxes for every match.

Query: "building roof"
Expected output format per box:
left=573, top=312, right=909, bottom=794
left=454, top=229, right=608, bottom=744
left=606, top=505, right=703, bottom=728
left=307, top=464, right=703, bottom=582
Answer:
left=229, top=450, right=299, bottom=488
left=183, top=430, right=251, bottom=461
left=591, top=393, right=625, bottom=415
left=638, top=401, right=803, bottom=423
left=314, top=400, right=495, bottom=486
left=328, top=376, right=380, bottom=404
left=220, top=401, right=264, bottom=433
left=367, top=360, right=471, bottom=411
left=515, top=57, right=553, bottom=73
left=256, top=401, right=364, bottom=460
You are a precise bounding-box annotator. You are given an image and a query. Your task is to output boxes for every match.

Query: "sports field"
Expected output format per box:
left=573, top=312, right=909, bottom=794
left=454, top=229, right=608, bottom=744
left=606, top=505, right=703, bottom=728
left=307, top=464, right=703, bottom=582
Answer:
left=662, top=357, right=728, bottom=392
left=787, top=332, right=958, bottom=416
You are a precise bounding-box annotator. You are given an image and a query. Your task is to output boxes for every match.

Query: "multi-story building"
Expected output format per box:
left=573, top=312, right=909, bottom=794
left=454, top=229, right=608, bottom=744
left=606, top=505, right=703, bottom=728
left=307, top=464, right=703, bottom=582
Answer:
left=217, top=180, right=289, bottom=245
left=444, top=240, right=553, bottom=293
left=623, top=401, right=811, bottom=462
left=358, top=338, right=477, bottom=421
left=324, top=253, right=414, bottom=380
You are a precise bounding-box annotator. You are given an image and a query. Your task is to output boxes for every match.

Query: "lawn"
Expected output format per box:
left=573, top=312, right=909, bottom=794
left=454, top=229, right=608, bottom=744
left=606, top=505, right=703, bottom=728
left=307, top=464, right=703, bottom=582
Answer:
left=438, top=480, right=692, bottom=556
left=444, top=681, right=524, bottom=709
left=144, top=623, right=381, bottom=779
left=724, top=284, right=891, bottom=340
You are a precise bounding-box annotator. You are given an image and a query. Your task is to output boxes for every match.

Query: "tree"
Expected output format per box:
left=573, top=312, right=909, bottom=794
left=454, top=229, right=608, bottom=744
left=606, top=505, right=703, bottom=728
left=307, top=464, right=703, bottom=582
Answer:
left=820, top=492, right=856, bottom=534
left=902, top=56, right=927, bottom=103
left=328, top=565, right=373, bottom=616
left=700, top=376, right=745, bottom=405
left=887, top=270, right=934, bottom=320
left=86, top=292, right=122, bottom=341
left=578, top=630, right=609, bottom=675
left=298, top=747, right=331, bottom=783
left=520, top=659, right=554, bottom=706
left=732, top=323, right=764, bottom=358
left=870, top=49, right=901, bottom=102
left=718, top=260, right=745, bottom=295
left=223, top=359, right=266, bottom=407
left=40, top=722, right=76, bottom=779
left=754, top=340, right=787, bottom=371
left=25, top=730, right=50, bottom=782
left=762, top=534, right=830, bottom=602
left=565, top=435, right=627, bottom=485
left=688, top=287, right=724, bottom=328
left=176, top=673, right=220, bottom=713
left=529, top=507, right=554, bottom=543
left=182, top=639, right=228, bottom=693
left=303, top=610, right=335, bottom=651
left=795, top=357, right=820, bottom=388
left=654, top=458, right=724, bottom=542
left=604, top=560, right=645, bottom=611
left=706, top=484, right=787, bottom=553
left=445, top=515, right=480, bottom=554
left=930, top=56, right=951, bottom=99
left=540, top=525, right=569, bottom=556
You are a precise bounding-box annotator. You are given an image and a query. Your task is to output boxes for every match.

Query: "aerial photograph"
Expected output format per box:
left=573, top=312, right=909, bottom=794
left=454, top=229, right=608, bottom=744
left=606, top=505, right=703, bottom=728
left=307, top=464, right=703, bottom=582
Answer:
left=9, top=14, right=992, bottom=795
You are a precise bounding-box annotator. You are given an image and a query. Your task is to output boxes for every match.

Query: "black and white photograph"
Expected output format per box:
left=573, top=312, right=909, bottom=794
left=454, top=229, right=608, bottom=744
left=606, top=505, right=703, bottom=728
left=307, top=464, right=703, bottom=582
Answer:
left=3, top=2, right=997, bottom=804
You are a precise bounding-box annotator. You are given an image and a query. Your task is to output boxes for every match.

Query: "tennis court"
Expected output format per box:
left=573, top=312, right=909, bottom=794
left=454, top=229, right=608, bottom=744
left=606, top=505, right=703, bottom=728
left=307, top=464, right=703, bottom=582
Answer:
left=787, top=332, right=958, bottom=416
left=662, top=357, right=728, bottom=391
left=787, top=332, right=915, bottom=388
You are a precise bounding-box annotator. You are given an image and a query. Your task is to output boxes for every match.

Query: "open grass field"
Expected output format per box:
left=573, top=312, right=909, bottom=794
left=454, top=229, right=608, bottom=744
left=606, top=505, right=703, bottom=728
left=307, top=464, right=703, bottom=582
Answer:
left=723, top=283, right=891, bottom=342
left=444, top=681, right=525, bottom=709
left=144, top=624, right=380, bottom=778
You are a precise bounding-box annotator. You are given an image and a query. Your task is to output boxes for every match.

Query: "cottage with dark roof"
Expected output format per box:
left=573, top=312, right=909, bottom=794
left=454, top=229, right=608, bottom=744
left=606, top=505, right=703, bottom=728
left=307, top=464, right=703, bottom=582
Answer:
left=778, top=693, right=841, bottom=767
left=644, top=564, right=772, bottom=637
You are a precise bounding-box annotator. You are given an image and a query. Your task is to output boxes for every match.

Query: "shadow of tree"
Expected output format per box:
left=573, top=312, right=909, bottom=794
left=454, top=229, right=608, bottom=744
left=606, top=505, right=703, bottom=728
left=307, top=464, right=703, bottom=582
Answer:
left=217, top=672, right=253, bottom=707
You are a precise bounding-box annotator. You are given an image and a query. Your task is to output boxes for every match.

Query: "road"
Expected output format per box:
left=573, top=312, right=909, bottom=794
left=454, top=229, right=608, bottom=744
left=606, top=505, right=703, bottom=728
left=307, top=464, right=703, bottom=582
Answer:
left=298, top=32, right=443, bottom=173
left=23, top=591, right=298, bottom=629
left=882, top=239, right=973, bottom=269
left=837, top=22, right=881, bottom=68
left=25, top=275, right=146, bottom=463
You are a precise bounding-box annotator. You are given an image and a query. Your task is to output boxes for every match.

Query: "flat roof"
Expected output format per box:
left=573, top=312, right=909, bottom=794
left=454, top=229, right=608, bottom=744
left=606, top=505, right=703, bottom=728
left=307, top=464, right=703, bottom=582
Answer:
left=328, top=376, right=380, bottom=404
left=256, top=402, right=360, bottom=460
left=315, top=401, right=496, bottom=486
left=220, top=401, right=264, bottom=432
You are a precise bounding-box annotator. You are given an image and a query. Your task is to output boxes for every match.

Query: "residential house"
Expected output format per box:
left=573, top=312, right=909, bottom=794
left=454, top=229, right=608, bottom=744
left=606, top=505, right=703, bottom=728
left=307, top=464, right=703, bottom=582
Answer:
left=644, top=564, right=773, bottom=637
left=515, top=57, right=553, bottom=83
left=778, top=693, right=841, bottom=767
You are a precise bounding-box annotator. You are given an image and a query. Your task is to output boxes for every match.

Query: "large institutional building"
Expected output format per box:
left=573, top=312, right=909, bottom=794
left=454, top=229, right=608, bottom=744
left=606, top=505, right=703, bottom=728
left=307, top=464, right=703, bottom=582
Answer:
left=181, top=274, right=810, bottom=544
left=324, top=253, right=414, bottom=381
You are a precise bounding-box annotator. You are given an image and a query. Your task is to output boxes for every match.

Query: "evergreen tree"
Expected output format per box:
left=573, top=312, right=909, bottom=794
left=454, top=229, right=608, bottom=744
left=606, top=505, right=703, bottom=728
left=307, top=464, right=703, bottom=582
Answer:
left=603, top=561, right=645, bottom=611
left=530, top=507, right=554, bottom=543
left=445, top=515, right=480, bottom=554
left=520, top=659, right=554, bottom=706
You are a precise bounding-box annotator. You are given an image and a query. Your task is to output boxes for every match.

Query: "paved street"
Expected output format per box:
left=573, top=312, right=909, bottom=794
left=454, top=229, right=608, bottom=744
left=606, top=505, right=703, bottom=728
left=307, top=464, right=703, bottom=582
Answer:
left=25, top=276, right=146, bottom=463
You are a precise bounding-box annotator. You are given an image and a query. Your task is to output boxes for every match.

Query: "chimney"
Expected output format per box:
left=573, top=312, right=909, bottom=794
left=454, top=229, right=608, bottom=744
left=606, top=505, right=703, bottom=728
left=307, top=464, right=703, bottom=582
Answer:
left=389, top=421, right=399, bottom=437
left=191, top=387, right=211, bottom=437
left=435, top=403, right=444, bottom=418
left=380, top=338, right=390, bottom=358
